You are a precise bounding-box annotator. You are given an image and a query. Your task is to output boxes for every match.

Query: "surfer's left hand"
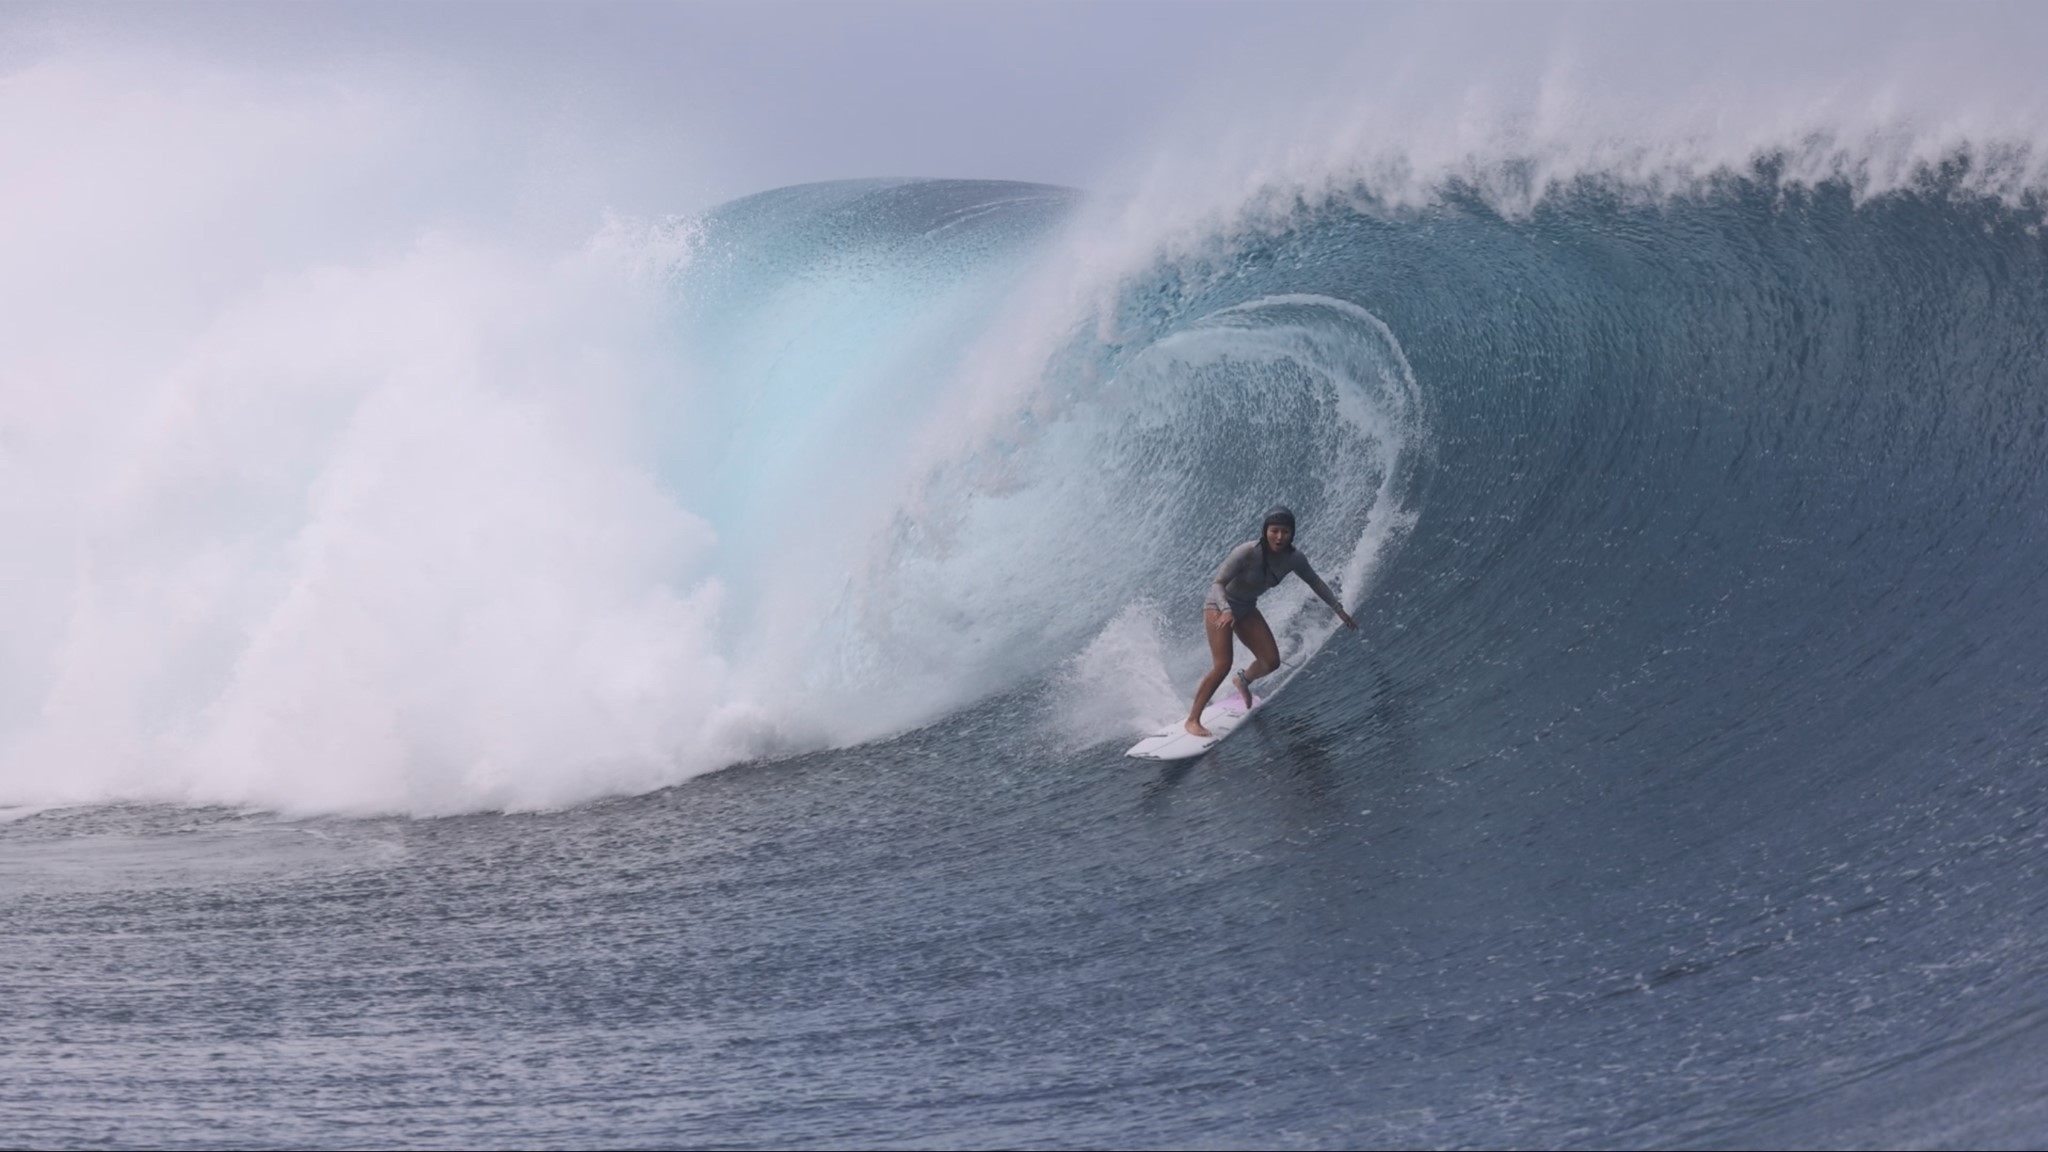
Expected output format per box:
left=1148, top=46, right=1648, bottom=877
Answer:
left=1339, top=610, right=1357, bottom=630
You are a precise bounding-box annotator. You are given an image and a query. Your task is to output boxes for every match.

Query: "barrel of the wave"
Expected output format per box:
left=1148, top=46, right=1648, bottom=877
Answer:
left=1127, top=505, right=1355, bottom=760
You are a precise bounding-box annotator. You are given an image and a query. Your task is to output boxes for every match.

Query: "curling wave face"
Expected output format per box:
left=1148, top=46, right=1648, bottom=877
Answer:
left=5, top=160, right=2047, bottom=826
left=0, top=171, right=1437, bottom=813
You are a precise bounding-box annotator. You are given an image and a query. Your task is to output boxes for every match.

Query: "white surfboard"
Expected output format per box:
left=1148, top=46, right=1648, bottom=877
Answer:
left=1123, top=575, right=1359, bottom=763
left=1125, top=691, right=1263, bottom=761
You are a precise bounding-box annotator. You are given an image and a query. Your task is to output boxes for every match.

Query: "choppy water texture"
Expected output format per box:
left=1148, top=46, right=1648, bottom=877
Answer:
left=6, top=171, right=2048, bottom=1148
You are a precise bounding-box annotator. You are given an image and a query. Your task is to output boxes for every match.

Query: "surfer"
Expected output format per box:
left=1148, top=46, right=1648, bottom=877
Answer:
left=1186, top=506, right=1356, bottom=737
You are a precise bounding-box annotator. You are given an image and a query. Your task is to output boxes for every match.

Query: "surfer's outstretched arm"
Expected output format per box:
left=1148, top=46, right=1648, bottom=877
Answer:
left=1293, top=556, right=1357, bottom=630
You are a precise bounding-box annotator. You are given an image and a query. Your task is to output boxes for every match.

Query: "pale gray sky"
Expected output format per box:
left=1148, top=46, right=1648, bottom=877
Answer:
left=11, top=2, right=1375, bottom=209
left=8, top=1, right=2046, bottom=223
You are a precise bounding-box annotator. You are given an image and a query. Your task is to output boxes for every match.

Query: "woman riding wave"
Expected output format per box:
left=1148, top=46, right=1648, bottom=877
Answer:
left=1186, top=505, right=1356, bottom=737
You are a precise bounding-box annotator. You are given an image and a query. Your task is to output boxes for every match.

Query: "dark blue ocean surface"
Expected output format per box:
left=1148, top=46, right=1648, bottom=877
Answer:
left=4, top=171, right=2047, bottom=1148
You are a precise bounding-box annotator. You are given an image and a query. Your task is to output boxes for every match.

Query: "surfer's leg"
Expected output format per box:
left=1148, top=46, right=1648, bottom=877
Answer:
left=1236, top=610, right=1281, bottom=701
left=1186, top=605, right=1235, bottom=736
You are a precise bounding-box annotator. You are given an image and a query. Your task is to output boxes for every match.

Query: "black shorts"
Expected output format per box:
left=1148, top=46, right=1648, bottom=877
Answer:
left=1206, top=593, right=1261, bottom=620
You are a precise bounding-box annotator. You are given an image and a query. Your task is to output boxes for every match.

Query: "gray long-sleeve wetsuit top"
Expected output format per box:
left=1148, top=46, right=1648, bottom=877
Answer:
left=1204, top=540, right=1343, bottom=616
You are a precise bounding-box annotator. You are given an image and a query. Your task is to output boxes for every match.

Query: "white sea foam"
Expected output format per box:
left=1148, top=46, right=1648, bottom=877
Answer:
left=0, top=56, right=734, bottom=814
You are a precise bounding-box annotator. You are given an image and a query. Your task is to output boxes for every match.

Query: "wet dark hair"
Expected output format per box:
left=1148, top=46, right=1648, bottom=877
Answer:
left=1257, top=505, right=1296, bottom=583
